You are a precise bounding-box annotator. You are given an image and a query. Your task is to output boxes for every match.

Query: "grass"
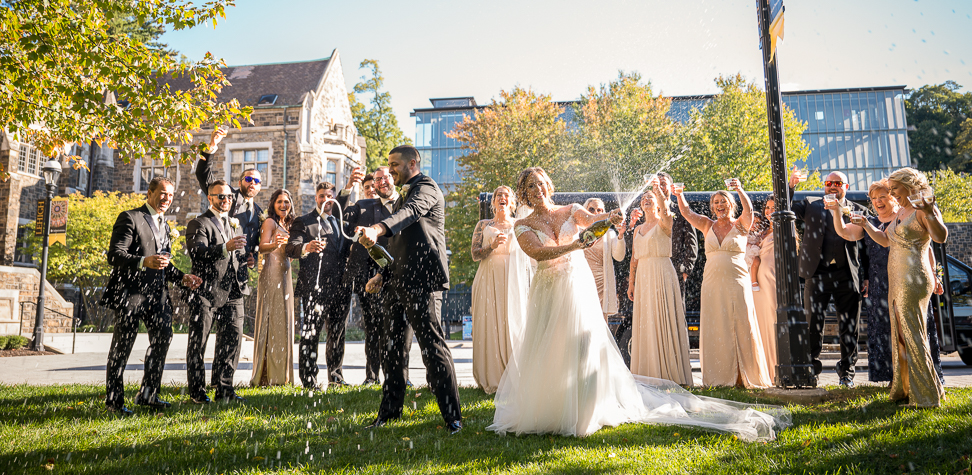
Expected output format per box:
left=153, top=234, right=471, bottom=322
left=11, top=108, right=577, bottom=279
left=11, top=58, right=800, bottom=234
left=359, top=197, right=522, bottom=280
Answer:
left=1, top=384, right=971, bottom=474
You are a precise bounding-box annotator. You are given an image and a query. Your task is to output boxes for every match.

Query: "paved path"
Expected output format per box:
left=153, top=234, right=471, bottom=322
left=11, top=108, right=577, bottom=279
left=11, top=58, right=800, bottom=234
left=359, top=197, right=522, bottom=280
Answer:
left=2, top=333, right=970, bottom=390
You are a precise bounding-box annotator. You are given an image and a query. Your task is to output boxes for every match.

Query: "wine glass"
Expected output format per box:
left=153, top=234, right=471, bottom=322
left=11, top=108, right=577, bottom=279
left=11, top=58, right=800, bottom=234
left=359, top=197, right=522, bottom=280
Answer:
left=908, top=193, right=924, bottom=208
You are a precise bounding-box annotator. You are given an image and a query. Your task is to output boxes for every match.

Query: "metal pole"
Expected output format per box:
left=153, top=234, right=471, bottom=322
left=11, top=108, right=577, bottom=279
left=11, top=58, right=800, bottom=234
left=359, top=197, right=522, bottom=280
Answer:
left=757, top=0, right=816, bottom=387
left=30, top=188, right=54, bottom=352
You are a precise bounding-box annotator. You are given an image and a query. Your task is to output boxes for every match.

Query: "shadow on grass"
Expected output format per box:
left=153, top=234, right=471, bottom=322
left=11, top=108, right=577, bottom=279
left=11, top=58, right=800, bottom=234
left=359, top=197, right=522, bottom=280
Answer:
left=2, top=384, right=971, bottom=474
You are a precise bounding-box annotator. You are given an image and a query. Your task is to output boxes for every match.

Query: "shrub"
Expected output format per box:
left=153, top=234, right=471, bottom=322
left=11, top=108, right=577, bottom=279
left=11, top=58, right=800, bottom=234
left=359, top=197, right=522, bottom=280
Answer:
left=5, top=335, right=30, bottom=350
left=0, top=336, right=9, bottom=350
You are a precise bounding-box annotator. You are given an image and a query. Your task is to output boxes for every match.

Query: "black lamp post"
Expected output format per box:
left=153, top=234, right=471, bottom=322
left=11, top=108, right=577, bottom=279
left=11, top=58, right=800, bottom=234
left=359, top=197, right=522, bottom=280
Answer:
left=29, top=159, right=62, bottom=352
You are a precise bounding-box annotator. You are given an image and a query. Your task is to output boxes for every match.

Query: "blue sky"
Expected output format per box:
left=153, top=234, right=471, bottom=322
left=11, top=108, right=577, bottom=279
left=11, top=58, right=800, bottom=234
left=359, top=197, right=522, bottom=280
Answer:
left=162, top=0, right=972, bottom=139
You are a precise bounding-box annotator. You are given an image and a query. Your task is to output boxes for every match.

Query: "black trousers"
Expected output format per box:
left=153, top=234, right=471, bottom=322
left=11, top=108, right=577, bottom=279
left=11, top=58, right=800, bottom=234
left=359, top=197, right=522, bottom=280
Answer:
left=187, top=299, right=244, bottom=398
left=378, top=286, right=459, bottom=423
left=299, top=284, right=352, bottom=387
left=804, top=269, right=862, bottom=379
left=358, top=290, right=385, bottom=382
left=105, top=302, right=172, bottom=408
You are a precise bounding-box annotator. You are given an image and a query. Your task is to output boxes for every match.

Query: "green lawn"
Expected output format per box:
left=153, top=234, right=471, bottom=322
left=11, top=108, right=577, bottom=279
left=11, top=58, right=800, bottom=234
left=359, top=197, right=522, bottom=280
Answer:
left=1, top=384, right=971, bottom=474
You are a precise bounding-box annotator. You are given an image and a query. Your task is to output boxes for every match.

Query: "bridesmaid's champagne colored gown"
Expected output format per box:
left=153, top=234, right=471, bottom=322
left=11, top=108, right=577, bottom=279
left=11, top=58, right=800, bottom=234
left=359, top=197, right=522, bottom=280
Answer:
left=752, top=233, right=778, bottom=376
left=250, top=225, right=295, bottom=386
left=700, top=226, right=772, bottom=388
left=887, top=211, right=945, bottom=407
left=471, top=223, right=514, bottom=394
left=630, top=224, right=693, bottom=385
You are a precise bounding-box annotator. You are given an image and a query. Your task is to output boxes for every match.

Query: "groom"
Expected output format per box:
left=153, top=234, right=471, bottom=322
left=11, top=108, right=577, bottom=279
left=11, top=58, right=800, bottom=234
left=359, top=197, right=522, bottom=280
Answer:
left=357, top=145, right=462, bottom=434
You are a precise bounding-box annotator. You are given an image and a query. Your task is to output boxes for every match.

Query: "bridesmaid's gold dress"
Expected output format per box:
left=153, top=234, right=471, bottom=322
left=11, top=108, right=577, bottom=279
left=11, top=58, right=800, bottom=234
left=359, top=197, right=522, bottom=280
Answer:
left=886, top=211, right=944, bottom=407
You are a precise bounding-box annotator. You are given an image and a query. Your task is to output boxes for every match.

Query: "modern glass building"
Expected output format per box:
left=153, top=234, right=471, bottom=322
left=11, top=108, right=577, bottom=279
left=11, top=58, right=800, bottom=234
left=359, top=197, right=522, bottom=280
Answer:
left=412, top=86, right=911, bottom=191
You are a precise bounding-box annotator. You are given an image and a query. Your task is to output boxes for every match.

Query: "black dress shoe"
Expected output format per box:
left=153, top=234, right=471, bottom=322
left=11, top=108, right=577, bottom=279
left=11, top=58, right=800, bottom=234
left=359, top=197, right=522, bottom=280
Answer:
left=191, top=394, right=211, bottom=405
left=106, top=405, right=134, bottom=416
left=329, top=380, right=350, bottom=387
left=362, top=379, right=379, bottom=386
left=839, top=377, right=855, bottom=389
left=217, top=393, right=247, bottom=403
left=365, top=418, right=387, bottom=429
left=446, top=420, right=462, bottom=435
left=135, top=395, right=172, bottom=410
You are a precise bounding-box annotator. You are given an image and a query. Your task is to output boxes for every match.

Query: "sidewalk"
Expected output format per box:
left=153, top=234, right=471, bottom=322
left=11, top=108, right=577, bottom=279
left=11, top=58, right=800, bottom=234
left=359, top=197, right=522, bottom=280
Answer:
left=2, top=333, right=970, bottom=388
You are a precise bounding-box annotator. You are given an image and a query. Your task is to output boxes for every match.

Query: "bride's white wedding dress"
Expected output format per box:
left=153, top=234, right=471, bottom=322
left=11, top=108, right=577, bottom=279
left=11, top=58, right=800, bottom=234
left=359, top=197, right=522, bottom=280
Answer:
left=487, top=204, right=791, bottom=441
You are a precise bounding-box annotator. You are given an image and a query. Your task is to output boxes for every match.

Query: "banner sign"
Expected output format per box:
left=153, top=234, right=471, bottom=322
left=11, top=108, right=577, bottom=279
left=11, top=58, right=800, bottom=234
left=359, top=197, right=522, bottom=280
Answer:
left=36, top=198, right=69, bottom=246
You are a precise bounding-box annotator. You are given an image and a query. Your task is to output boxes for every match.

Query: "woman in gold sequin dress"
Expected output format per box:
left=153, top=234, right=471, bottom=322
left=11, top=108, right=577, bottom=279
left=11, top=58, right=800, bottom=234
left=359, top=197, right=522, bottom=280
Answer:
left=836, top=168, right=947, bottom=407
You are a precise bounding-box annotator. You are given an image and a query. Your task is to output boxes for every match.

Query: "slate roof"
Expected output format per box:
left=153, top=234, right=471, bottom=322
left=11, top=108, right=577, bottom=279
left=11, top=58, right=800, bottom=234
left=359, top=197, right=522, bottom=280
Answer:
left=159, top=57, right=331, bottom=107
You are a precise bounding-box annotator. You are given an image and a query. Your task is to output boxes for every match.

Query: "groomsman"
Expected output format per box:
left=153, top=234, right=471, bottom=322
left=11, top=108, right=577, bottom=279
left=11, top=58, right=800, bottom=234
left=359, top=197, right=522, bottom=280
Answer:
left=286, top=182, right=353, bottom=389
left=358, top=145, right=462, bottom=434
left=185, top=180, right=252, bottom=403
left=339, top=166, right=410, bottom=385
left=101, top=177, right=202, bottom=414
left=788, top=169, right=867, bottom=388
left=196, top=126, right=263, bottom=266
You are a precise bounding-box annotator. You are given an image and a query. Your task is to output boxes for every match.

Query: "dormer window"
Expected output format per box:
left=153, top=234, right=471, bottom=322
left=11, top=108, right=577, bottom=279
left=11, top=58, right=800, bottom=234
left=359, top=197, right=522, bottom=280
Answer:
left=257, top=94, right=278, bottom=106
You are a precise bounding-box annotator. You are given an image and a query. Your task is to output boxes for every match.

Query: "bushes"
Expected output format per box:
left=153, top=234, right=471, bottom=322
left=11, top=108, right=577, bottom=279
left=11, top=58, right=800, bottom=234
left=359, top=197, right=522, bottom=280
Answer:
left=0, top=335, right=30, bottom=350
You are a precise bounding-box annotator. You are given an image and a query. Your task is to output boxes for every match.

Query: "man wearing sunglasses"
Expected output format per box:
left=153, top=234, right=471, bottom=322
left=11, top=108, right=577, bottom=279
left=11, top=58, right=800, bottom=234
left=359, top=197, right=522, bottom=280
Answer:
left=788, top=169, right=868, bottom=388
left=196, top=126, right=264, bottom=269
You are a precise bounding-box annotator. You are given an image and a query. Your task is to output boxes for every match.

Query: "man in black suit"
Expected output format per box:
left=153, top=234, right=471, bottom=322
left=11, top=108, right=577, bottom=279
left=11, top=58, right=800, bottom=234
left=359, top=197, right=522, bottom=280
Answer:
left=196, top=126, right=263, bottom=266
left=339, top=166, right=406, bottom=385
left=358, top=145, right=462, bottom=434
left=286, top=182, right=353, bottom=389
left=101, top=177, right=202, bottom=414
left=185, top=180, right=252, bottom=403
left=789, top=170, right=867, bottom=388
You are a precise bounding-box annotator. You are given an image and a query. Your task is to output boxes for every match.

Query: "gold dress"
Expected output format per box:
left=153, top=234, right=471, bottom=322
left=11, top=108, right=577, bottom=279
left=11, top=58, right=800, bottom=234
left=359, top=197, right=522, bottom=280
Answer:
left=250, top=225, right=295, bottom=386
left=887, top=211, right=944, bottom=407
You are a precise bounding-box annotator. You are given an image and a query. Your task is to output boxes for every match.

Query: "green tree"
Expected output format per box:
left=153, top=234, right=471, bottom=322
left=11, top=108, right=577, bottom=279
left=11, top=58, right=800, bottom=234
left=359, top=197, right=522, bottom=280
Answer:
left=904, top=81, right=972, bottom=171
left=573, top=71, right=677, bottom=193
left=669, top=74, right=811, bottom=192
left=23, top=191, right=190, bottom=330
left=0, top=0, right=251, bottom=176
left=348, top=59, right=411, bottom=171
left=445, top=86, right=572, bottom=285
left=930, top=168, right=972, bottom=223
left=950, top=118, right=972, bottom=171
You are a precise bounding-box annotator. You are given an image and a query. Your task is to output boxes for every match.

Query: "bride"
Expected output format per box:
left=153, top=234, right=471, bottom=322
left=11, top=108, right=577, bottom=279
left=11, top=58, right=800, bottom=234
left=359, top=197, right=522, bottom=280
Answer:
left=487, top=167, right=791, bottom=441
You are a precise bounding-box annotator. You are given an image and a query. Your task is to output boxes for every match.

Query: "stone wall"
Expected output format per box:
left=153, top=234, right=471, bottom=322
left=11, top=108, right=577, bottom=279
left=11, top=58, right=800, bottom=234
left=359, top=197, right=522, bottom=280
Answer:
left=946, top=222, right=972, bottom=267
left=0, top=265, right=75, bottom=336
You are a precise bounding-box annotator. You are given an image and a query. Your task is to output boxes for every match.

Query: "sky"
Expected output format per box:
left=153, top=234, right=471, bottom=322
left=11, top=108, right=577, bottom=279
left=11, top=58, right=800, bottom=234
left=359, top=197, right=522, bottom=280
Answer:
left=161, top=0, right=972, bottom=139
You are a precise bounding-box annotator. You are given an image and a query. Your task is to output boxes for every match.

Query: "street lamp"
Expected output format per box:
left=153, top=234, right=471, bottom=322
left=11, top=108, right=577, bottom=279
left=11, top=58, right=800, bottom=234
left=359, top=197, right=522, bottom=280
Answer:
left=30, top=159, right=62, bottom=352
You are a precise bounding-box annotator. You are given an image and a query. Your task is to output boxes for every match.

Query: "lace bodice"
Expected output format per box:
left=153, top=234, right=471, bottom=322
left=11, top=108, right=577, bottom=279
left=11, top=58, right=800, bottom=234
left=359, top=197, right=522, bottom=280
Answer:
left=515, top=204, right=584, bottom=270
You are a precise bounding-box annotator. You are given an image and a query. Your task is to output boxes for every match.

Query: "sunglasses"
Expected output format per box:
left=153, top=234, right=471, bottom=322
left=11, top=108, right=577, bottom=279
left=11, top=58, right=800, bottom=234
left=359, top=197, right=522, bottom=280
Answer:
left=243, top=176, right=262, bottom=185
left=209, top=193, right=233, bottom=201
left=824, top=181, right=845, bottom=187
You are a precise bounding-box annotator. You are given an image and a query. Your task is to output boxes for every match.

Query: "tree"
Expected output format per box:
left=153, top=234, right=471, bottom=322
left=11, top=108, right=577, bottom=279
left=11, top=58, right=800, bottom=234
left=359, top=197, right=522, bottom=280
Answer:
left=348, top=59, right=411, bottom=171
left=950, top=118, right=972, bottom=171
left=904, top=81, right=972, bottom=171
left=669, top=74, right=812, bottom=192
left=22, top=191, right=189, bottom=330
left=445, top=86, right=572, bottom=285
left=573, top=71, right=677, bottom=193
left=930, top=168, right=972, bottom=223
left=0, top=0, right=252, bottom=177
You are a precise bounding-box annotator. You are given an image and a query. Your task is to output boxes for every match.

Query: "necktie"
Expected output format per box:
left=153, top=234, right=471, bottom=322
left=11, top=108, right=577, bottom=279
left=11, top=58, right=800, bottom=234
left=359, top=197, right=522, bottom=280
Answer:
left=157, top=216, right=166, bottom=247
left=221, top=216, right=229, bottom=234
left=244, top=201, right=252, bottom=222
left=328, top=215, right=343, bottom=248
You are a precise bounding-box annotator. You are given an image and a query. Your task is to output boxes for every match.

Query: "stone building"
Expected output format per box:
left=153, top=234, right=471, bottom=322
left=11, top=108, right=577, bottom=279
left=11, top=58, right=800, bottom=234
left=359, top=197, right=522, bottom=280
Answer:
left=113, top=48, right=366, bottom=222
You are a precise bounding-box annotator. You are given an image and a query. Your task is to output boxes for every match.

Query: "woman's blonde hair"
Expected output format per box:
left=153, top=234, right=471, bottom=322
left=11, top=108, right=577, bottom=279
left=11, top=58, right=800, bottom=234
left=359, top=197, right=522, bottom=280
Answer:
left=515, top=167, right=555, bottom=208
left=709, top=190, right=737, bottom=218
left=887, top=167, right=932, bottom=197
left=490, top=185, right=517, bottom=216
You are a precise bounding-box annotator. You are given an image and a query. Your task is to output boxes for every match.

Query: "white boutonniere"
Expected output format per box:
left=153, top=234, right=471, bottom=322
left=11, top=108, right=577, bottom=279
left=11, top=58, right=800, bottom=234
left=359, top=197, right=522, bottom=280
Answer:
left=167, top=221, right=180, bottom=240
left=229, top=217, right=240, bottom=229
left=258, top=209, right=269, bottom=224
left=401, top=184, right=411, bottom=196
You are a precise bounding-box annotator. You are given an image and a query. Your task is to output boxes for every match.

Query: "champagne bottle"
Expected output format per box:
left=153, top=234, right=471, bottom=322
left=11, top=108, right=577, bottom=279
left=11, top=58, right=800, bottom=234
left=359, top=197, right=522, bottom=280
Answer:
left=581, top=218, right=613, bottom=246
left=367, top=243, right=394, bottom=268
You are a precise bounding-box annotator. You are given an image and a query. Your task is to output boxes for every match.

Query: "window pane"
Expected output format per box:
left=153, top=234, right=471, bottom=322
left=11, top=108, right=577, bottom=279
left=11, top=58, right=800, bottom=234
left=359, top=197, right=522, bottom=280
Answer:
left=232, top=164, right=242, bottom=178
left=257, top=149, right=269, bottom=162
left=326, top=161, right=336, bottom=172
left=244, top=150, right=255, bottom=162
left=947, top=260, right=972, bottom=306
left=232, top=150, right=243, bottom=163
left=256, top=163, right=268, bottom=176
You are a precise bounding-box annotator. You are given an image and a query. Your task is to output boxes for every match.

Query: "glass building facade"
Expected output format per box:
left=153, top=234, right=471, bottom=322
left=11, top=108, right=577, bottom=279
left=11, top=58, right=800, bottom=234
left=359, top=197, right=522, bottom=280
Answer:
left=413, top=86, right=911, bottom=191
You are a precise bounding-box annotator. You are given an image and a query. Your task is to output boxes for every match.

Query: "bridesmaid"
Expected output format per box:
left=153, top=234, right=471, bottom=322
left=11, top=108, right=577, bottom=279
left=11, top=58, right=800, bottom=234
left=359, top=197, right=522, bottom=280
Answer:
left=470, top=186, right=517, bottom=394
left=831, top=171, right=946, bottom=406
left=749, top=197, right=778, bottom=376
left=582, top=198, right=625, bottom=322
left=627, top=179, right=693, bottom=385
left=250, top=189, right=297, bottom=387
left=675, top=180, right=772, bottom=388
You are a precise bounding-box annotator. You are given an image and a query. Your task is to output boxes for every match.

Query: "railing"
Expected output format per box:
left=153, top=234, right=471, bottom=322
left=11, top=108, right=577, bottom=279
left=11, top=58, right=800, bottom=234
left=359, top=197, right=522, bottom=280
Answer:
left=19, top=301, right=78, bottom=354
